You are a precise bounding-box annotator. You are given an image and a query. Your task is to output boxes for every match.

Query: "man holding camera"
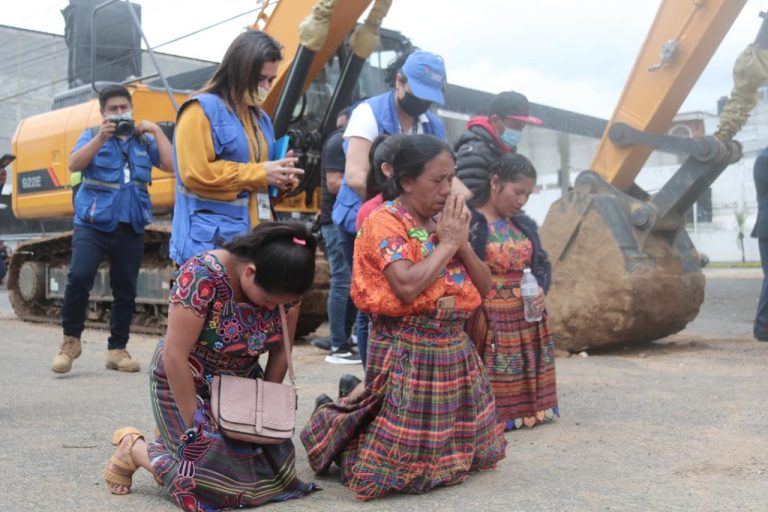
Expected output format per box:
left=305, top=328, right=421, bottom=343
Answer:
left=52, top=85, right=173, bottom=374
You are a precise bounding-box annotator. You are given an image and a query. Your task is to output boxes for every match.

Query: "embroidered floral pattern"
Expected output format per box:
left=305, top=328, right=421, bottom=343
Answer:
left=350, top=200, right=481, bottom=317
left=169, top=253, right=296, bottom=360
left=380, top=236, right=409, bottom=262
left=485, top=219, right=533, bottom=274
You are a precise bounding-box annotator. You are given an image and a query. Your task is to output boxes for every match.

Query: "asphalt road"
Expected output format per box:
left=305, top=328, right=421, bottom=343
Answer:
left=0, top=270, right=765, bottom=511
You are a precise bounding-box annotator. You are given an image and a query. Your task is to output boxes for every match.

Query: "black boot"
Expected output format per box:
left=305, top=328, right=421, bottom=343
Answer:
left=338, top=374, right=362, bottom=400
left=314, top=393, right=333, bottom=411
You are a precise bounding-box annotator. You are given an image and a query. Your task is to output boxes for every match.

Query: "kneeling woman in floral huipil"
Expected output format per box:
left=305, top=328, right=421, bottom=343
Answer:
left=102, top=222, right=318, bottom=511
left=302, top=134, right=507, bottom=501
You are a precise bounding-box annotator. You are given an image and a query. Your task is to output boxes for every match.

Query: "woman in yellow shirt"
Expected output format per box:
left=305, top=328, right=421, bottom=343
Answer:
left=170, top=28, right=303, bottom=265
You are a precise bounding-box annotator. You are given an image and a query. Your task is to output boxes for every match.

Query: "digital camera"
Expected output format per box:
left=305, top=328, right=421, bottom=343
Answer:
left=112, top=118, right=135, bottom=137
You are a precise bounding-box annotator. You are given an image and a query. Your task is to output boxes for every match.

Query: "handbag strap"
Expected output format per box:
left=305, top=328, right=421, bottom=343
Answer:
left=278, top=305, right=296, bottom=388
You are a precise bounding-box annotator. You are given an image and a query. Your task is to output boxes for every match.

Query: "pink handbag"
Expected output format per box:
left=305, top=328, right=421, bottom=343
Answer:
left=210, top=305, right=297, bottom=444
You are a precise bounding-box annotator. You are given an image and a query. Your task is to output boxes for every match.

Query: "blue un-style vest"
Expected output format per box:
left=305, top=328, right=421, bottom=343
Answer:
left=331, top=91, right=446, bottom=234
left=169, top=93, right=275, bottom=265
left=72, top=130, right=157, bottom=233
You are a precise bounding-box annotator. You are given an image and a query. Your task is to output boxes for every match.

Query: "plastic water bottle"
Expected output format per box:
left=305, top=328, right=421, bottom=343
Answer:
left=520, top=268, right=542, bottom=322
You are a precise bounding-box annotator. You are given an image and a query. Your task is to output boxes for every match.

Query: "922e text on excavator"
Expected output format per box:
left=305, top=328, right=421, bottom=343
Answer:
left=5, top=0, right=768, bottom=350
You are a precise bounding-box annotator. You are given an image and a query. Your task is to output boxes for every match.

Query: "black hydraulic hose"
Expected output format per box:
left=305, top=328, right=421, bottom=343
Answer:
left=272, top=46, right=316, bottom=138
left=319, top=53, right=367, bottom=141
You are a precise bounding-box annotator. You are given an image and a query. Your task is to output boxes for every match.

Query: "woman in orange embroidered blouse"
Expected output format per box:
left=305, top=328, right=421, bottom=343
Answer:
left=301, top=135, right=506, bottom=501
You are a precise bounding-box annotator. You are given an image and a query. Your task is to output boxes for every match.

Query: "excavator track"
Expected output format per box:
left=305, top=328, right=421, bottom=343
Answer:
left=7, top=224, right=329, bottom=338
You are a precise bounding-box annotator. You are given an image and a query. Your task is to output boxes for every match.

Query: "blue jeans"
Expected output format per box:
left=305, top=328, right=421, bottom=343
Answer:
left=755, top=238, right=768, bottom=339
left=62, top=223, right=144, bottom=349
left=339, top=228, right=369, bottom=366
left=321, top=224, right=356, bottom=351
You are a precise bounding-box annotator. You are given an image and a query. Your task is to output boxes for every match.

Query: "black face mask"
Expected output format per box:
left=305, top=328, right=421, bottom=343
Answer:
left=398, top=91, right=432, bottom=118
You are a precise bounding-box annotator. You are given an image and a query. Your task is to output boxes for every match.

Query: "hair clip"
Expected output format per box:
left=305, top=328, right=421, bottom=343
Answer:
left=292, top=237, right=306, bottom=246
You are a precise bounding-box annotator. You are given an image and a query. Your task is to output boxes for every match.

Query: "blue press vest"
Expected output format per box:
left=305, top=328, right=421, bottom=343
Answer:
left=72, top=131, right=156, bottom=233
left=331, top=91, right=446, bottom=234
left=169, top=93, right=275, bottom=265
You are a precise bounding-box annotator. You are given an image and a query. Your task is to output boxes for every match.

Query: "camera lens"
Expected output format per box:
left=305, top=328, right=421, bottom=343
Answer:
left=115, top=119, right=135, bottom=137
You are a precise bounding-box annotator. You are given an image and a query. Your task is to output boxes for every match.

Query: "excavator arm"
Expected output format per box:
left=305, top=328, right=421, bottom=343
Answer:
left=591, top=0, right=746, bottom=191
left=539, top=0, right=761, bottom=351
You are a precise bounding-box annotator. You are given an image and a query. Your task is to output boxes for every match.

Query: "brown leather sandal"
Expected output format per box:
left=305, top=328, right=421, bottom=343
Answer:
left=103, top=426, right=144, bottom=495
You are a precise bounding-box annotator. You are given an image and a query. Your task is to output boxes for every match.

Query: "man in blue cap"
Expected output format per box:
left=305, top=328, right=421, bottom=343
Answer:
left=328, top=50, right=449, bottom=366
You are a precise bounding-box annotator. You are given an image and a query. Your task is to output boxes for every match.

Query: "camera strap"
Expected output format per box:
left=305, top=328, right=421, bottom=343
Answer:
left=117, top=139, right=132, bottom=185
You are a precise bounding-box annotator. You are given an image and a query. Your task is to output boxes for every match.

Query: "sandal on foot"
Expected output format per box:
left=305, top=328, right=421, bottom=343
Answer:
left=104, top=427, right=144, bottom=495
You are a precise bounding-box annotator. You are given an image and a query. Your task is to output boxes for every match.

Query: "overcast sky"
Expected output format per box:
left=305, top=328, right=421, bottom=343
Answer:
left=5, top=0, right=767, bottom=119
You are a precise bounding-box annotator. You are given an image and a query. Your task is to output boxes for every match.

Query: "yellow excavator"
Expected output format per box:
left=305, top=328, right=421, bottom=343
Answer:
left=7, top=0, right=395, bottom=336
left=7, top=0, right=767, bottom=349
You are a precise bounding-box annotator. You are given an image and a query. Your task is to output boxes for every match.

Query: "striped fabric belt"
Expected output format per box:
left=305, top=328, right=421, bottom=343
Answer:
left=81, top=176, right=148, bottom=190
left=491, top=273, right=521, bottom=291
left=190, top=345, right=262, bottom=377
left=374, top=311, right=469, bottom=337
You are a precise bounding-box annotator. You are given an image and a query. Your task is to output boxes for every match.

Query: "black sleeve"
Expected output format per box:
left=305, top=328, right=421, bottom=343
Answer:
left=321, top=131, right=346, bottom=175
left=455, top=140, right=491, bottom=199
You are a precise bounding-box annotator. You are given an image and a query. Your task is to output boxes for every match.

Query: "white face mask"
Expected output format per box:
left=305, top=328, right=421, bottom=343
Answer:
left=107, top=110, right=133, bottom=122
left=244, top=87, right=270, bottom=107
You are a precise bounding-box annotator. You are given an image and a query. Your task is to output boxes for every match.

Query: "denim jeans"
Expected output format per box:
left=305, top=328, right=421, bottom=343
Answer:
left=321, top=223, right=356, bottom=351
left=339, top=228, right=369, bottom=366
left=62, top=223, right=144, bottom=349
left=755, top=238, right=768, bottom=339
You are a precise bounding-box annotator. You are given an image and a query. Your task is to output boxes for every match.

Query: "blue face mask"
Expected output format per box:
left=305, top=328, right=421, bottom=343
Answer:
left=501, top=128, right=523, bottom=148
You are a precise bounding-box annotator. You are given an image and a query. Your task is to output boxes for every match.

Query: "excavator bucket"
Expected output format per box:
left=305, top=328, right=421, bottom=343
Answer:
left=539, top=0, right=752, bottom=351
left=540, top=172, right=705, bottom=352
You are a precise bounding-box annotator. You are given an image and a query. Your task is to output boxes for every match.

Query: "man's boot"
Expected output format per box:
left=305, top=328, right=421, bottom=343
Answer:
left=106, top=349, right=140, bottom=372
left=51, top=335, right=82, bottom=373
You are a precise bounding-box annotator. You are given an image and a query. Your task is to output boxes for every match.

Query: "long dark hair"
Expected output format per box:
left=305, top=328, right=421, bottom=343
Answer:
left=199, top=29, right=283, bottom=112
left=383, top=134, right=454, bottom=200
left=224, top=221, right=316, bottom=296
left=366, top=134, right=406, bottom=200
left=384, top=50, right=412, bottom=88
left=468, top=153, right=538, bottom=207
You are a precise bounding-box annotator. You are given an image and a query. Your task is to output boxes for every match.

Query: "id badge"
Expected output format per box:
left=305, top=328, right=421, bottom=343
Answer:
left=436, top=296, right=455, bottom=310
left=123, top=163, right=131, bottom=184
left=256, top=192, right=272, bottom=221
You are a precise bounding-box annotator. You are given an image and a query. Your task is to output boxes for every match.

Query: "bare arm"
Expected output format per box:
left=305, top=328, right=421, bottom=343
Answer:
left=162, top=303, right=206, bottom=428
left=136, top=120, right=174, bottom=172
left=264, top=305, right=299, bottom=383
left=345, top=136, right=372, bottom=198
left=326, top=170, right=343, bottom=195
left=68, top=118, right=115, bottom=171
left=456, top=242, right=492, bottom=297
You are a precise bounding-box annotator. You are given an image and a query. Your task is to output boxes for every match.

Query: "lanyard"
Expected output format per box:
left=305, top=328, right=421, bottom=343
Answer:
left=241, top=108, right=263, bottom=163
left=115, top=138, right=132, bottom=183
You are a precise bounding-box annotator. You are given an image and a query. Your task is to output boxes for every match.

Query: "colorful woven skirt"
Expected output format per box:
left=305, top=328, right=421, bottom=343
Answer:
left=466, top=277, right=559, bottom=430
left=301, top=309, right=507, bottom=501
left=146, top=341, right=316, bottom=511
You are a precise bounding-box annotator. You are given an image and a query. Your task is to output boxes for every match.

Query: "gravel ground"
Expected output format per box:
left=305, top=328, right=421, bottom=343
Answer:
left=0, top=274, right=765, bottom=511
